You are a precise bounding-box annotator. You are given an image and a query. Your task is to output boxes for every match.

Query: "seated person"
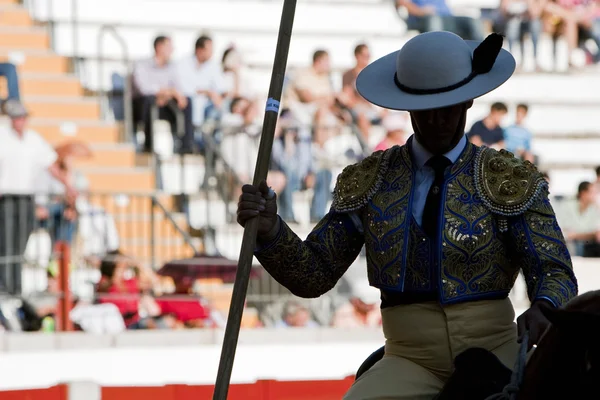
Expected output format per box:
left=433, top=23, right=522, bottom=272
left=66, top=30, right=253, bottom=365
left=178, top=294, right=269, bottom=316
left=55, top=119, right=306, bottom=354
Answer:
left=272, top=109, right=332, bottom=223
left=467, top=102, right=507, bottom=149
left=96, top=250, right=177, bottom=329
left=397, top=0, right=485, bottom=40
left=556, top=181, right=600, bottom=257
left=503, top=103, right=534, bottom=162
left=283, top=50, right=348, bottom=147
left=177, top=35, right=227, bottom=129
left=374, top=112, right=409, bottom=152
left=132, top=35, right=194, bottom=153
left=341, top=44, right=386, bottom=141
left=274, top=301, right=319, bottom=328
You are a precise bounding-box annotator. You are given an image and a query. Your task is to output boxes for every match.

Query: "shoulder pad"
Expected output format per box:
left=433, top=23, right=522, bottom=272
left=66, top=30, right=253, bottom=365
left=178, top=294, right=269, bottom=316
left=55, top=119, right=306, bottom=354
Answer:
left=331, top=148, right=392, bottom=213
left=474, top=147, right=548, bottom=216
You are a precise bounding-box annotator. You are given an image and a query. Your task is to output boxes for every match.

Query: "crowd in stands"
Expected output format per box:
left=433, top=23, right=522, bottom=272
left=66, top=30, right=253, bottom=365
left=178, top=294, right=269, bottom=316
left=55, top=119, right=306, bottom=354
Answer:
left=2, top=0, right=600, bottom=333
left=396, top=0, right=600, bottom=70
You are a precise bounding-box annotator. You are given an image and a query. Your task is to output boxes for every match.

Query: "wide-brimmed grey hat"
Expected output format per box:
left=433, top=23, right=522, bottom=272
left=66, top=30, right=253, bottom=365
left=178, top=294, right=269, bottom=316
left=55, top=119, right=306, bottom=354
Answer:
left=3, top=99, right=29, bottom=118
left=356, top=31, right=516, bottom=111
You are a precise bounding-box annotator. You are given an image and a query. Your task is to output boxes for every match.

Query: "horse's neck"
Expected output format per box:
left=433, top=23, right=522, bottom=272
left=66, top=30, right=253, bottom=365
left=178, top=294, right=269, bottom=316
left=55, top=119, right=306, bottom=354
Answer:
left=519, top=328, right=583, bottom=399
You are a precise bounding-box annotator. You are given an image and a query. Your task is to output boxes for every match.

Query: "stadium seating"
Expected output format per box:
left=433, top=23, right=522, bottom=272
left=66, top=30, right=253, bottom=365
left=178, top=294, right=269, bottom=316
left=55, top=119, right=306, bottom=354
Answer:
left=0, top=0, right=196, bottom=265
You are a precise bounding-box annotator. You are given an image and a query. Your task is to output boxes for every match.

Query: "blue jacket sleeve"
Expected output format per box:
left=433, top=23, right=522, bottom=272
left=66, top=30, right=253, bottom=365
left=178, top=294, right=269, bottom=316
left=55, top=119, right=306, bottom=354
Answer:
left=509, top=190, right=578, bottom=307
left=254, top=212, right=364, bottom=298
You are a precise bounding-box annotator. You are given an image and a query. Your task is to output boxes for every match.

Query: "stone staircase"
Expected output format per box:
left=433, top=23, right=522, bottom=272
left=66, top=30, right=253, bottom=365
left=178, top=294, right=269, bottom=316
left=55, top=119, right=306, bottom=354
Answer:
left=0, top=0, right=199, bottom=266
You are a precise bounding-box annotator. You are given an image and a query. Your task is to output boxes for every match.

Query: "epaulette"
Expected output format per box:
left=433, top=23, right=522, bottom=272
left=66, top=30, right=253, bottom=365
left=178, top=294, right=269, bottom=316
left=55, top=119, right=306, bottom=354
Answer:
left=474, top=147, right=548, bottom=231
left=331, top=149, right=392, bottom=213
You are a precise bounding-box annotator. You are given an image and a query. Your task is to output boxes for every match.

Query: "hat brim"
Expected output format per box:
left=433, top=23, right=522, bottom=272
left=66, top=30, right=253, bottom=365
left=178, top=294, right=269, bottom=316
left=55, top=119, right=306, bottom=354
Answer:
left=356, top=41, right=516, bottom=111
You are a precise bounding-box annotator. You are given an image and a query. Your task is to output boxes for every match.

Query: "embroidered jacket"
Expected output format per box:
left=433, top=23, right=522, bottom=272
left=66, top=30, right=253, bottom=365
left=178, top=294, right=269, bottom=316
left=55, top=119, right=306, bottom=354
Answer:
left=255, top=142, right=578, bottom=307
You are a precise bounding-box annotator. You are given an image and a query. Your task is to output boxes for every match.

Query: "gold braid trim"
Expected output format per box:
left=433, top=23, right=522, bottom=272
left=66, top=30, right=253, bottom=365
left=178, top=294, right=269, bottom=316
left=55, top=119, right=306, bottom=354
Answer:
left=474, top=147, right=547, bottom=230
left=331, top=149, right=392, bottom=213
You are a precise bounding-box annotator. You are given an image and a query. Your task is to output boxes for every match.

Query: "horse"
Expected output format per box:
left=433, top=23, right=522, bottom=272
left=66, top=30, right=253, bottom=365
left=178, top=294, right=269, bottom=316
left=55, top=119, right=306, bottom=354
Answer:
left=355, top=290, right=600, bottom=400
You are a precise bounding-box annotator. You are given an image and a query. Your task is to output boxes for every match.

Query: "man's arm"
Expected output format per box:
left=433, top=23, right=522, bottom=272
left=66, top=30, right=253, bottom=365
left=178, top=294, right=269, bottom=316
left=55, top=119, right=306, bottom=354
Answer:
left=255, top=212, right=364, bottom=298
left=398, top=0, right=436, bottom=16
left=509, top=190, right=578, bottom=308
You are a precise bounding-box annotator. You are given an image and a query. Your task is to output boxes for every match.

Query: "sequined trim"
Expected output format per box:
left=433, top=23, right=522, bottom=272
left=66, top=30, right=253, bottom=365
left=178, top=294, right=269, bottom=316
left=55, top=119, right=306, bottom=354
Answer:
left=331, top=149, right=392, bottom=213
left=474, top=147, right=548, bottom=218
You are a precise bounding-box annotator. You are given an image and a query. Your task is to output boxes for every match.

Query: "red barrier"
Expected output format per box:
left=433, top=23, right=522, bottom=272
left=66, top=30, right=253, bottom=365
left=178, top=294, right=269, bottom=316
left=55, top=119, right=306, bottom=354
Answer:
left=0, top=378, right=355, bottom=400
left=0, top=385, right=67, bottom=400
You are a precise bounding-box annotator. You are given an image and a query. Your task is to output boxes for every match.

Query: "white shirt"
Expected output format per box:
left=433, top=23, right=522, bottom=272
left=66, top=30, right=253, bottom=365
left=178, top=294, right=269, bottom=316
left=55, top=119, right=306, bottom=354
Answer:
left=177, top=56, right=226, bottom=97
left=556, top=200, right=600, bottom=234
left=0, top=127, right=57, bottom=195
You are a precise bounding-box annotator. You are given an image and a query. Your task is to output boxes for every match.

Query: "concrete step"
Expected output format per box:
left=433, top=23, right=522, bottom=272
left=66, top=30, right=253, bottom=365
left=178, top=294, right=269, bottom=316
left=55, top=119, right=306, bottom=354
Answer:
left=10, top=72, right=82, bottom=97
left=0, top=48, right=69, bottom=74
left=0, top=26, right=49, bottom=49
left=72, top=143, right=136, bottom=168
left=0, top=4, right=32, bottom=27
left=533, top=138, right=600, bottom=167
left=85, top=193, right=175, bottom=217
left=80, top=167, right=155, bottom=192
left=119, top=240, right=197, bottom=265
left=111, top=212, right=189, bottom=239
left=27, top=118, right=120, bottom=145
left=24, top=96, right=100, bottom=119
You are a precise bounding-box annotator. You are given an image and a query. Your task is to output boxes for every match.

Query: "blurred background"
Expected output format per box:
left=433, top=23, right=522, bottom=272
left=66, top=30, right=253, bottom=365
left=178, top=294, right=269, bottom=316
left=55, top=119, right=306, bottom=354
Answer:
left=0, top=0, right=600, bottom=398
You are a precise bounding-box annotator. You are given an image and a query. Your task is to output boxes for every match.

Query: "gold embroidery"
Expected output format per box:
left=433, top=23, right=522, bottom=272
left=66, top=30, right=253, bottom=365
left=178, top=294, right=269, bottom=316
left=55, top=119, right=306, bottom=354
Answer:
left=331, top=148, right=392, bottom=213
left=363, top=147, right=412, bottom=287
left=474, top=147, right=547, bottom=217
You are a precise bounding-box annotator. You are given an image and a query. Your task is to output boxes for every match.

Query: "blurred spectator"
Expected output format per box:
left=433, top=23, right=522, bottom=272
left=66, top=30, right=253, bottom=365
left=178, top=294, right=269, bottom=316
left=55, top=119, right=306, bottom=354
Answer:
left=221, top=46, right=254, bottom=100
left=595, top=166, right=600, bottom=205
left=341, top=44, right=385, bottom=141
left=500, top=0, right=544, bottom=71
left=396, top=0, right=484, bottom=40
left=178, top=35, right=226, bottom=129
left=558, top=181, right=600, bottom=257
left=35, top=141, right=92, bottom=245
left=275, top=300, right=319, bottom=328
left=0, top=62, right=20, bottom=105
left=283, top=50, right=347, bottom=146
left=332, top=279, right=381, bottom=328
left=132, top=35, right=195, bottom=153
left=374, top=112, right=409, bottom=152
left=467, top=102, right=507, bottom=149
left=0, top=100, right=76, bottom=295
left=272, top=110, right=331, bottom=223
left=503, top=103, right=535, bottom=162
left=96, top=250, right=178, bottom=329
left=543, top=0, right=600, bottom=68
left=220, top=97, right=286, bottom=198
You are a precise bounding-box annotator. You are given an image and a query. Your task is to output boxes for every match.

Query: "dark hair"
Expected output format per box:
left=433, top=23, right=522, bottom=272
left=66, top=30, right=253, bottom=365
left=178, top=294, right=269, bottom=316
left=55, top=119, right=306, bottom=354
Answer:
left=153, top=35, right=170, bottom=50
left=229, top=96, right=244, bottom=113
left=491, top=102, right=508, bottom=113
left=577, top=181, right=592, bottom=199
left=354, top=43, right=368, bottom=56
left=313, top=49, right=328, bottom=64
left=595, top=166, right=600, bottom=178
left=517, top=103, right=529, bottom=113
left=195, top=35, right=212, bottom=51
left=222, top=46, right=235, bottom=66
left=100, top=249, right=125, bottom=278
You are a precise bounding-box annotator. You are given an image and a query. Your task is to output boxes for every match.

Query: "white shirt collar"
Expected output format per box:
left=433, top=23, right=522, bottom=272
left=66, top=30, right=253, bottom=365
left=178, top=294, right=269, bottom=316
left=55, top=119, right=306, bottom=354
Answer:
left=411, top=134, right=467, bottom=169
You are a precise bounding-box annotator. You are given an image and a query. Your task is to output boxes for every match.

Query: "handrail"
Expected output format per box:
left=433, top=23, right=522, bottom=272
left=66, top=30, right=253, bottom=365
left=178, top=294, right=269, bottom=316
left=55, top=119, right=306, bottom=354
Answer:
left=151, top=195, right=199, bottom=262
left=97, top=24, right=134, bottom=142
